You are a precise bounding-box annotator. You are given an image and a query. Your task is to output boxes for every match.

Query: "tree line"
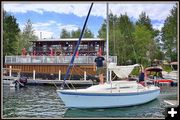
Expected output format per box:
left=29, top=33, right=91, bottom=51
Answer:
left=60, top=27, right=94, bottom=38
left=98, top=4, right=177, bottom=65
left=3, top=4, right=177, bottom=65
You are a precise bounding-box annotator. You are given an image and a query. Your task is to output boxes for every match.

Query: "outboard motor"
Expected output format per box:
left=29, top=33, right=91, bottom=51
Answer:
left=19, top=77, right=27, bottom=85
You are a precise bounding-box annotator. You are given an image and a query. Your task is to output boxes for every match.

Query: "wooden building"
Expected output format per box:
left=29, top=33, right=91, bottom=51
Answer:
left=4, top=38, right=117, bottom=80
left=31, top=38, right=105, bottom=56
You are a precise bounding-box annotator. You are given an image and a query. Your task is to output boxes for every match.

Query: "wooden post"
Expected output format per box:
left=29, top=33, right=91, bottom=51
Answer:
left=59, top=70, right=61, bottom=81
left=33, top=70, right=35, bottom=80
left=9, top=66, right=12, bottom=77
left=84, top=71, right=86, bottom=81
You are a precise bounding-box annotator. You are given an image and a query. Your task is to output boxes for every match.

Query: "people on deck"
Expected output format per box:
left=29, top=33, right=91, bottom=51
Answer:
left=94, top=52, right=105, bottom=84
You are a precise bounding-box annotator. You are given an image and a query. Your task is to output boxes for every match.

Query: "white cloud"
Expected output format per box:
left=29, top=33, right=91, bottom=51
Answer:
left=31, top=21, right=80, bottom=38
left=3, top=2, right=176, bottom=21
left=3, top=2, right=176, bottom=37
left=33, top=20, right=56, bottom=27
left=58, top=24, right=79, bottom=32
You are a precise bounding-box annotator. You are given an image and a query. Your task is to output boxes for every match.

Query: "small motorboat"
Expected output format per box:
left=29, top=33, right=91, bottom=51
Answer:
left=144, top=66, right=175, bottom=86
left=10, top=77, right=28, bottom=88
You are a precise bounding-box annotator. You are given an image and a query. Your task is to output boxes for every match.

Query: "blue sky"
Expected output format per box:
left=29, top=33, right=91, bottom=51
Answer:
left=3, top=2, right=177, bottom=39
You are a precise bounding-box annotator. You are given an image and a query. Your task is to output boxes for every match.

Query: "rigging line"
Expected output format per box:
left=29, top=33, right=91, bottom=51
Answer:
left=60, top=3, right=94, bottom=89
left=68, top=65, right=76, bottom=90
left=73, top=64, right=94, bottom=77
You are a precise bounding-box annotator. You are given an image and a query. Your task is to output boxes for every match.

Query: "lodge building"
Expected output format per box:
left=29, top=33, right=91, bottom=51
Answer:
left=4, top=38, right=117, bottom=80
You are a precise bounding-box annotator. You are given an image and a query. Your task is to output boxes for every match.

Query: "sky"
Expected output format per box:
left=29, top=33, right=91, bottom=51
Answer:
left=3, top=2, right=177, bottom=39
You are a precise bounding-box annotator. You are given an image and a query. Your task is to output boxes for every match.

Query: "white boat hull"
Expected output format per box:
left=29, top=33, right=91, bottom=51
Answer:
left=57, top=87, right=160, bottom=108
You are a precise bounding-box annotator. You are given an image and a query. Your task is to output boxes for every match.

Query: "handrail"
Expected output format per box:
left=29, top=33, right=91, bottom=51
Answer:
left=5, top=55, right=117, bottom=64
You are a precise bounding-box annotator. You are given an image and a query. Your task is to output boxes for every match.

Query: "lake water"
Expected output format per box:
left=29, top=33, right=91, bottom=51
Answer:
left=2, top=84, right=177, bottom=119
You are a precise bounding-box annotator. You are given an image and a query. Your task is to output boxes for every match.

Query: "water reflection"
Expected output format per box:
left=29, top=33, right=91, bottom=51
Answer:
left=64, top=99, right=164, bottom=118
left=3, top=85, right=177, bottom=118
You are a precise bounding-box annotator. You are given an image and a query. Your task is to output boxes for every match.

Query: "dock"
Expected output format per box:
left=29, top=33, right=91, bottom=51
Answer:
left=27, top=79, right=93, bottom=86
left=164, top=100, right=178, bottom=106
left=3, top=76, right=94, bottom=87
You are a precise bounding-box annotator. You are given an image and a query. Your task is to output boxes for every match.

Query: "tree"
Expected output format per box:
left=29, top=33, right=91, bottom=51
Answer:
left=133, top=25, right=151, bottom=63
left=136, top=11, right=163, bottom=63
left=3, top=11, right=20, bottom=56
left=71, top=28, right=81, bottom=38
left=71, top=27, right=94, bottom=38
left=60, top=29, right=71, bottom=38
left=136, top=12, right=153, bottom=32
left=98, top=22, right=106, bottom=38
left=22, top=19, right=38, bottom=52
left=98, top=13, right=136, bottom=65
left=83, top=27, right=94, bottom=38
left=161, top=5, right=177, bottom=61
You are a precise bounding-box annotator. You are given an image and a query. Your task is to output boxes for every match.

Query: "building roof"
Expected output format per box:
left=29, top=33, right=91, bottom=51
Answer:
left=30, top=38, right=105, bottom=42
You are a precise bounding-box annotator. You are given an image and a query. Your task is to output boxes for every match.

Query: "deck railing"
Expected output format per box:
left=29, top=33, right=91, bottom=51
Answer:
left=5, top=55, right=117, bottom=64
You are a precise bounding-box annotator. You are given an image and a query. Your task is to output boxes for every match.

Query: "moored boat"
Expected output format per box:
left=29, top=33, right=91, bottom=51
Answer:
left=56, top=3, right=160, bottom=109
left=57, top=81, right=160, bottom=108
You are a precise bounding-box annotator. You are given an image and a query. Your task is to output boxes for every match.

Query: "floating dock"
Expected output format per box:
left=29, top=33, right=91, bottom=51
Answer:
left=164, top=100, right=178, bottom=106
left=3, top=76, right=94, bottom=87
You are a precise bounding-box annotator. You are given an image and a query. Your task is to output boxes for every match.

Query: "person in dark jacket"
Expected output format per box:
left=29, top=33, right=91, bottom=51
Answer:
left=94, top=52, right=105, bottom=84
left=139, top=65, right=145, bottom=82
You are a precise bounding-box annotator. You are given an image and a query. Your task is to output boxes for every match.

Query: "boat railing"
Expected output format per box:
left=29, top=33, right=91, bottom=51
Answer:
left=5, top=55, right=117, bottom=64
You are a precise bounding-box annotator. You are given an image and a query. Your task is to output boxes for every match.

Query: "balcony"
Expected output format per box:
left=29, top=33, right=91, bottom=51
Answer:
left=5, top=55, right=117, bottom=64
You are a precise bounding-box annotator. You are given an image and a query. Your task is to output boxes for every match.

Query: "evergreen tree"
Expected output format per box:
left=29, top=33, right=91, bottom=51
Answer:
left=71, top=28, right=81, bottom=38
left=3, top=11, right=20, bottom=56
left=71, top=27, right=94, bottom=38
left=136, top=12, right=153, bottom=32
left=22, top=19, right=38, bottom=52
left=60, top=29, right=70, bottom=38
left=133, top=25, right=154, bottom=64
left=161, top=5, right=177, bottom=61
left=83, top=27, right=94, bottom=38
left=136, top=11, right=162, bottom=63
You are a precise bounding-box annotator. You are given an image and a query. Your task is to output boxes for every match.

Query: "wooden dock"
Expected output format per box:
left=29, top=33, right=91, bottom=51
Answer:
left=27, top=79, right=93, bottom=86
left=3, top=76, right=93, bottom=87
left=164, top=100, right=178, bottom=106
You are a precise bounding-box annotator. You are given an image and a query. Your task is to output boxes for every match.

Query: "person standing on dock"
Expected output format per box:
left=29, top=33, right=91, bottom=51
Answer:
left=94, top=51, right=105, bottom=84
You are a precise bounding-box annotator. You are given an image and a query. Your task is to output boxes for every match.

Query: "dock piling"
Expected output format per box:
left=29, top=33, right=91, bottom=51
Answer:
left=84, top=71, right=86, bottom=81
left=9, top=66, right=12, bottom=77
left=59, top=70, right=61, bottom=81
left=33, top=70, right=36, bottom=80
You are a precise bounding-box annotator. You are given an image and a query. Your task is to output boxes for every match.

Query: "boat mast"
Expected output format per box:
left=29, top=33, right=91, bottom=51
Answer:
left=61, top=3, right=93, bottom=89
left=106, top=3, right=109, bottom=82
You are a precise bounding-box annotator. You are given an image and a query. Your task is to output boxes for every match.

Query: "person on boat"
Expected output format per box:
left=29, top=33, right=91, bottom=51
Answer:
left=158, top=72, right=164, bottom=79
left=138, top=65, right=145, bottom=82
left=94, top=51, right=105, bottom=84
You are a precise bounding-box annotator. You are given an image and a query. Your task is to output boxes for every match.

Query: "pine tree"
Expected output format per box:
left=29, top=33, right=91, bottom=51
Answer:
left=22, top=19, right=38, bottom=52
left=3, top=11, right=20, bottom=56
left=161, top=5, right=177, bottom=61
left=60, top=29, right=70, bottom=38
left=71, top=28, right=81, bottom=38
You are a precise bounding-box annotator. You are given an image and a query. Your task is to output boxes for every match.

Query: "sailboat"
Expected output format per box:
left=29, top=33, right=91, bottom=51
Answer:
left=56, top=3, right=160, bottom=108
